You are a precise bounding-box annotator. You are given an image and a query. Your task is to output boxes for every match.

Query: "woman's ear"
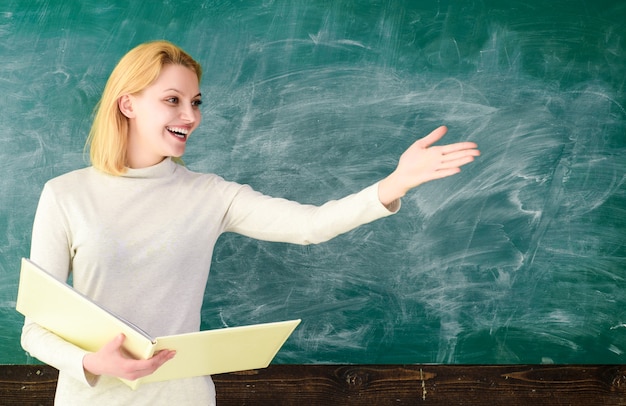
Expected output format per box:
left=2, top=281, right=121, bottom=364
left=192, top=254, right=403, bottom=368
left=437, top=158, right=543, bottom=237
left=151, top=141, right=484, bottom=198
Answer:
left=118, top=94, right=135, bottom=118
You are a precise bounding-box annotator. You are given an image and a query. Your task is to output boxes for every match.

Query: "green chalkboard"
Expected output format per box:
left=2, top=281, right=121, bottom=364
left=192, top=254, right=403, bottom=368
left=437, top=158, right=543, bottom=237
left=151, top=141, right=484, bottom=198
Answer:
left=1, top=0, right=625, bottom=365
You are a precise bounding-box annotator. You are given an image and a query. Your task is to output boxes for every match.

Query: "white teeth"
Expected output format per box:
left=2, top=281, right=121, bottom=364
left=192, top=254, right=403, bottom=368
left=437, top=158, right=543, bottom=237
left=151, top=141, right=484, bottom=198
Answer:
left=167, top=126, right=189, bottom=136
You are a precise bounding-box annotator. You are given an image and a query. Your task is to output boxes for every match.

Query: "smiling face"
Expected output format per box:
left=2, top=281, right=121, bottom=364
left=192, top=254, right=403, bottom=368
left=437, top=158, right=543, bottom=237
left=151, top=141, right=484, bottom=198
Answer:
left=120, top=63, right=202, bottom=169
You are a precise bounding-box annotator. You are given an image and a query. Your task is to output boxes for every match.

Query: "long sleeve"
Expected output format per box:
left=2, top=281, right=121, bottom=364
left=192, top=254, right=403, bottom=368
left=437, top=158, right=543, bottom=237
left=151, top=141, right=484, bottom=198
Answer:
left=21, top=319, right=97, bottom=385
left=21, top=183, right=96, bottom=387
left=223, top=181, right=399, bottom=244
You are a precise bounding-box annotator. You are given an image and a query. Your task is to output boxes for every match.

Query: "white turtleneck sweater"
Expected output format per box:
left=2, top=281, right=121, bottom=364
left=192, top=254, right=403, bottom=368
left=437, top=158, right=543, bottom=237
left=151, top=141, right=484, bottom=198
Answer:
left=21, top=158, right=398, bottom=405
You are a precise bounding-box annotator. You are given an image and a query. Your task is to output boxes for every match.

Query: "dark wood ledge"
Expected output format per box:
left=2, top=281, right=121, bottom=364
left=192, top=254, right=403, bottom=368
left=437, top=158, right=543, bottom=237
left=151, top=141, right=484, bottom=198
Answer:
left=1, top=364, right=624, bottom=405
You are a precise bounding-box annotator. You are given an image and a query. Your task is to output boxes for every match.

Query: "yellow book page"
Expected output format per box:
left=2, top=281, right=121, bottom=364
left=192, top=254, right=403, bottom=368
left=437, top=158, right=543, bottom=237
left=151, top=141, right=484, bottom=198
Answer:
left=17, top=258, right=301, bottom=390
left=131, top=319, right=301, bottom=388
left=16, top=259, right=155, bottom=360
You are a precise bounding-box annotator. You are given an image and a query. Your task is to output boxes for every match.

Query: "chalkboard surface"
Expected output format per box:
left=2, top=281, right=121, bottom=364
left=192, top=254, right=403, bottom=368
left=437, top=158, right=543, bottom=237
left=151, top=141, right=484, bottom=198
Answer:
left=1, top=0, right=625, bottom=365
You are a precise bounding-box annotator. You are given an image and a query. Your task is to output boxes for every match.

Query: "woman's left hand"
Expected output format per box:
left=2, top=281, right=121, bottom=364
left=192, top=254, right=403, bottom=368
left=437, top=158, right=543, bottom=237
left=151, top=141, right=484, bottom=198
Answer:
left=378, top=126, right=480, bottom=207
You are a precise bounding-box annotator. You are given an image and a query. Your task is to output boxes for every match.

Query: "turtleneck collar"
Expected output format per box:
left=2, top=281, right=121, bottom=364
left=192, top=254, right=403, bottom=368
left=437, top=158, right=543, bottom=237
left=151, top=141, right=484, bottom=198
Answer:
left=122, top=157, right=177, bottom=179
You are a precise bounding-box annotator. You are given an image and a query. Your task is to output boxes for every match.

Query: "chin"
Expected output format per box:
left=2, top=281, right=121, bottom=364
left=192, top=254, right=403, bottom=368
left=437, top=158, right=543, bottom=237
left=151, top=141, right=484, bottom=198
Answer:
left=168, top=147, right=186, bottom=159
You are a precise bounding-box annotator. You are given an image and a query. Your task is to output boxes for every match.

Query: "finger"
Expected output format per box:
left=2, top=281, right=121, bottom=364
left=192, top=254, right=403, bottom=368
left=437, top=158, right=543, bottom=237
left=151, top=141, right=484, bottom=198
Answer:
left=112, top=334, right=144, bottom=361
left=103, top=333, right=126, bottom=352
left=435, top=156, right=474, bottom=172
left=438, top=156, right=477, bottom=171
left=153, top=349, right=176, bottom=363
left=123, top=351, right=175, bottom=379
left=414, top=126, right=448, bottom=149
left=146, top=351, right=175, bottom=373
left=440, top=141, right=479, bottom=155
left=441, top=148, right=480, bottom=163
left=150, top=350, right=176, bottom=369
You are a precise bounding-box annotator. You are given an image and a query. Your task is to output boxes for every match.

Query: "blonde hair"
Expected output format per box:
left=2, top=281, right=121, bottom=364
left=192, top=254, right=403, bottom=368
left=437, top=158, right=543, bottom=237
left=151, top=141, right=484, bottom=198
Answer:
left=86, top=40, right=202, bottom=176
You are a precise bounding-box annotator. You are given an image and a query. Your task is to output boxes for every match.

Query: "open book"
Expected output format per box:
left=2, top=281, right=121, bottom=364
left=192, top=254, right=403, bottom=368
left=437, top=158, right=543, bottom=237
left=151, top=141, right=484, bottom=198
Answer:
left=16, top=258, right=301, bottom=389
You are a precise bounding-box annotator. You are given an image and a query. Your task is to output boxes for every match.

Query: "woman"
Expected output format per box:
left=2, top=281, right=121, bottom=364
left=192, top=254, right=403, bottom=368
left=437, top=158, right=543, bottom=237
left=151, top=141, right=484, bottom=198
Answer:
left=21, top=40, right=479, bottom=405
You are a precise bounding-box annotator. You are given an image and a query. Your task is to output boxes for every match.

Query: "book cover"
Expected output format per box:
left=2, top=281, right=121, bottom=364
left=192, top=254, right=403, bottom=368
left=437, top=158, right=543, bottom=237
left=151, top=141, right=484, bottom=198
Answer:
left=16, top=258, right=301, bottom=389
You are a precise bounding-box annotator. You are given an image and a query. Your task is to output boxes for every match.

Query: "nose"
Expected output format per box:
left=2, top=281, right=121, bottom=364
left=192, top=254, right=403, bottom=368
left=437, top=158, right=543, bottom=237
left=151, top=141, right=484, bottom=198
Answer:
left=180, top=103, right=198, bottom=124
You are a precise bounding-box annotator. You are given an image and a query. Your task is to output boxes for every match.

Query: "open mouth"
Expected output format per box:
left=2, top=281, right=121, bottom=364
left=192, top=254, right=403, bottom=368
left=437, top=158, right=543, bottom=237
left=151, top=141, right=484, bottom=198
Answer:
left=166, top=126, right=189, bottom=140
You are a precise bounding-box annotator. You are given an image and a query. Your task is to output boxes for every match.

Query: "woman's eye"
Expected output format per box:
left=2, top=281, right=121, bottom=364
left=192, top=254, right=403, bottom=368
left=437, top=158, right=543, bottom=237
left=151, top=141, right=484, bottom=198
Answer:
left=166, top=97, right=179, bottom=104
left=192, top=99, right=203, bottom=108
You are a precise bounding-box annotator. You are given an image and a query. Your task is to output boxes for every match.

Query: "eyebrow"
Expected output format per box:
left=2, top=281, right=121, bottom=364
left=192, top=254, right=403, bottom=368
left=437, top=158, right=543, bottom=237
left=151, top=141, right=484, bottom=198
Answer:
left=164, top=88, right=202, bottom=98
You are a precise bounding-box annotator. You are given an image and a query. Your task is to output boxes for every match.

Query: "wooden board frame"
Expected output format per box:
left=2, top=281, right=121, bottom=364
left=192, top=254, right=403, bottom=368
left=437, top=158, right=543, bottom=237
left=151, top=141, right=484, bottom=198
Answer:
left=1, top=364, right=624, bottom=405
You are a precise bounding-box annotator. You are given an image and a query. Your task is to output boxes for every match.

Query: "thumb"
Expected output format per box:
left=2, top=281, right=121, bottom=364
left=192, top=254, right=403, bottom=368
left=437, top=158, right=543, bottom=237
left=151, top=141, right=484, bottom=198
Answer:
left=105, top=333, right=126, bottom=351
left=414, top=125, right=448, bottom=149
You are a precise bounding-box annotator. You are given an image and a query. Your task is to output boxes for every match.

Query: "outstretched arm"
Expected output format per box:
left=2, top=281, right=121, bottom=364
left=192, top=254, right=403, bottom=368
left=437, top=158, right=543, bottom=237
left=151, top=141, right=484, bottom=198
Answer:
left=378, top=126, right=480, bottom=208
